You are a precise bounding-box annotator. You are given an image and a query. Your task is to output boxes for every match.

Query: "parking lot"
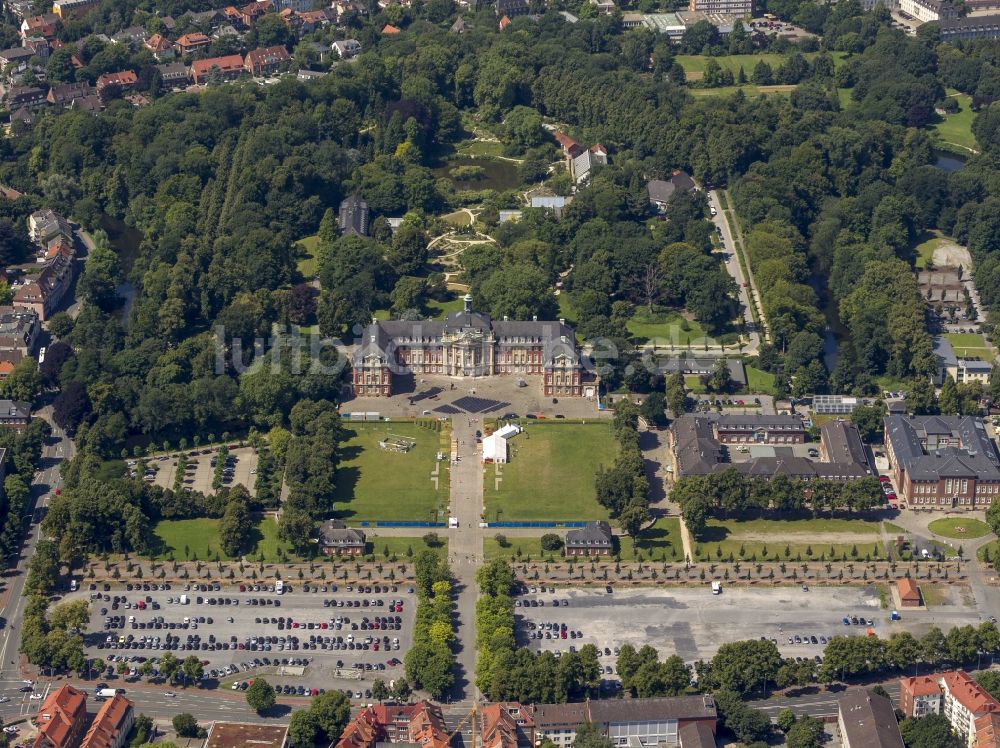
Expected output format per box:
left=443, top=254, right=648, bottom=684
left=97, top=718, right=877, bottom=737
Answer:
left=72, top=581, right=416, bottom=700
left=137, top=446, right=259, bottom=495
left=513, top=585, right=985, bottom=676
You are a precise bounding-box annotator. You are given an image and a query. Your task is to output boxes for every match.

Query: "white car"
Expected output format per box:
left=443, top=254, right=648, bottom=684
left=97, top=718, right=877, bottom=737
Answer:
left=0, top=696, right=10, bottom=703
left=29, top=694, right=43, bottom=700
left=165, top=691, right=176, bottom=698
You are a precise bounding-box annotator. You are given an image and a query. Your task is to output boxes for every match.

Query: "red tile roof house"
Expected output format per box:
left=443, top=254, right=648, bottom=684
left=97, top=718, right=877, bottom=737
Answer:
left=244, top=45, right=291, bottom=77
left=33, top=685, right=88, bottom=748
left=14, top=242, right=75, bottom=322
left=174, top=32, right=211, bottom=56
left=81, top=694, right=134, bottom=748
left=191, top=55, right=246, bottom=84
left=95, top=70, right=138, bottom=93
left=144, top=33, right=175, bottom=60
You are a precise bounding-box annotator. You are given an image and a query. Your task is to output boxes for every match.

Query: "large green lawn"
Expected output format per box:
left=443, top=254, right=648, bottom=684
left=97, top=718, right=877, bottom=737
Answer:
left=934, top=92, right=978, bottom=154
left=332, top=422, right=450, bottom=523
left=691, top=517, right=883, bottom=562
left=914, top=235, right=949, bottom=270
left=153, top=517, right=292, bottom=562
left=366, top=536, right=448, bottom=560
left=483, top=422, right=618, bottom=521
left=745, top=366, right=776, bottom=395
left=943, top=332, right=995, bottom=363
left=295, top=235, right=321, bottom=278
left=679, top=52, right=848, bottom=80
left=627, top=308, right=708, bottom=345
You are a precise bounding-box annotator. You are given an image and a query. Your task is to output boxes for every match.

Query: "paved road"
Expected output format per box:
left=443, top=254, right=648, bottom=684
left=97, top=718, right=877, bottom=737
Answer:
left=448, top=417, right=485, bottom=702
left=0, top=407, right=73, bottom=717
left=708, top=190, right=766, bottom=348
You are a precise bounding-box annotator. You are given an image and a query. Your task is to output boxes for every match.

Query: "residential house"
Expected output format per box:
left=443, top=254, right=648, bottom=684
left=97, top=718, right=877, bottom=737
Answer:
left=19, top=14, right=60, bottom=42
left=331, top=39, right=361, bottom=58
left=144, top=33, right=176, bottom=60
left=155, top=62, right=190, bottom=86
left=272, top=0, right=314, bottom=9
left=223, top=6, right=246, bottom=27
left=28, top=209, right=71, bottom=243
left=175, top=32, right=212, bottom=56
left=296, top=69, right=325, bottom=81
left=0, top=306, right=40, bottom=355
left=570, top=145, right=608, bottom=184
left=498, top=15, right=512, bottom=29
left=10, top=107, right=36, bottom=126
left=0, top=351, right=23, bottom=380
left=240, top=1, right=272, bottom=26
left=6, top=86, right=47, bottom=110
left=0, top=47, right=35, bottom=76
left=481, top=703, right=528, bottom=748
left=564, top=521, right=614, bottom=556
left=52, top=0, right=100, bottom=19
left=13, top=241, right=76, bottom=321
left=332, top=0, right=365, bottom=15
left=901, top=671, right=1000, bottom=745
left=933, top=336, right=991, bottom=385
left=450, top=16, right=469, bottom=32
left=70, top=94, right=102, bottom=113
left=527, top=696, right=717, bottom=747
left=112, top=26, right=148, bottom=46
left=317, top=520, right=366, bottom=556
left=297, top=8, right=335, bottom=30
left=496, top=0, right=530, bottom=16
left=47, top=81, right=94, bottom=105
left=837, top=689, right=905, bottom=748
left=80, top=695, right=134, bottom=748
left=337, top=702, right=449, bottom=748
left=382, top=23, right=402, bottom=33
left=0, top=400, right=31, bottom=431
left=179, top=8, right=224, bottom=27
left=22, top=36, right=50, bottom=58
left=884, top=415, right=1000, bottom=509
left=591, top=0, right=617, bottom=13
left=647, top=170, right=697, bottom=212
left=244, top=45, right=291, bottom=76
left=339, top=195, right=370, bottom=236
left=33, top=684, right=87, bottom=748
left=95, top=70, right=138, bottom=92
left=896, top=578, right=921, bottom=607
left=977, top=714, right=1000, bottom=748
left=190, top=55, right=246, bottom=84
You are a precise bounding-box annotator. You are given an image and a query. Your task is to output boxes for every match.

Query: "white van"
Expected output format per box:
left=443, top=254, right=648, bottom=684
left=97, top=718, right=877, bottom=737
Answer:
left=276, top=580, right=284, bottom=595
left=711, top=581, right=721, bottom=595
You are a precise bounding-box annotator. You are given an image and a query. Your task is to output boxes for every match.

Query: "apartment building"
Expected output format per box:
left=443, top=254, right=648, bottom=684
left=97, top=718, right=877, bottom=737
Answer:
left=900, top=670, right=1000, bottom=746
left=837, top=689, right=905, bottom=748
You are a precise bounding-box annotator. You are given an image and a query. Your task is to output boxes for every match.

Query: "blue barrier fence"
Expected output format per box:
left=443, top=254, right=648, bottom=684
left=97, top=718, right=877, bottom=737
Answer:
left=485, top=521, right=588, bottom=528
left=357, top=521, right=447, bottom=528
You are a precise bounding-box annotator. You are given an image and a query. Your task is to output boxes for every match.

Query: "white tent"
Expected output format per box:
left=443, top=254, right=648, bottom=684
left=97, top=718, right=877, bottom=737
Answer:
left=481, top=424, right=521, bottom=463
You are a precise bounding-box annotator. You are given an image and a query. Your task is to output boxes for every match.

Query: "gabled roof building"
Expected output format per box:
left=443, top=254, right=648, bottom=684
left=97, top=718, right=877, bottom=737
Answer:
left=33, top=685, right=87, bottom=748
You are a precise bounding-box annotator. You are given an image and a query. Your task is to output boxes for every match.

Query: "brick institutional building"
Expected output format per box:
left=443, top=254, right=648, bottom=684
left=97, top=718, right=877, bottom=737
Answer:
left=352, top=295, right=594, bottom=398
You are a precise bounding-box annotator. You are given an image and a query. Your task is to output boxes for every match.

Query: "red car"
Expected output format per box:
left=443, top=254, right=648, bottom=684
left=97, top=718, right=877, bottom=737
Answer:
left=879, top=476, right=891, bottom=484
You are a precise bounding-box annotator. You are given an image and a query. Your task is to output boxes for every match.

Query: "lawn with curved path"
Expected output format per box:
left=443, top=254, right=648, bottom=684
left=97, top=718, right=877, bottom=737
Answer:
left=928, top=517, right=992, bottom=539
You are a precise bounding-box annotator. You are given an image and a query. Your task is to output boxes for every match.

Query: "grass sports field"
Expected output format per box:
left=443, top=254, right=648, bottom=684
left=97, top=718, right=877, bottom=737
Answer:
left=626, top=308, right=708, bottom=345
left=332, top=421, right=450, bottom=523
left=943, top=333, right=995, bottom=363
left=484, top=422, right=618, bottom=521
left=153, top=517, right=292, bottom=562
left=691, top=517, right=883, bottom=562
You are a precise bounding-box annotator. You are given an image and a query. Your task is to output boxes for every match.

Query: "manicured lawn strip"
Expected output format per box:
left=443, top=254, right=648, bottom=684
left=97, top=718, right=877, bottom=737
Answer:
left=295, top=235, right=321, bottom=278
left=331, top=421, right=449, bottom=524
left=455, top=140, right=504, bottom=157
left=442, top=210, right=472, bottom=226
left=691, top=518, right=884, bottom=562
left=483, top=423, right=617, bottom=522
left=933, top=92, right=977, bottom=153
left=684, top=376, right=707, bottom=393
left=557, top=293, right=578, bottom=327
left=745, top=366, right=776, bottom=395
left=689, top=85, right=795, bottom=97
left=927, top=517, right=992, bottom=539
left=920, top=586, right=950, bottom=607
left=154, top=518, right=228, bottom=560
left=153, top=517, right=293, bottom=562
left=365, top=536, right=448, bottom=560
left=884, top=522, right=906, bottom=535
left=485, top=537, right=546, bottom=561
